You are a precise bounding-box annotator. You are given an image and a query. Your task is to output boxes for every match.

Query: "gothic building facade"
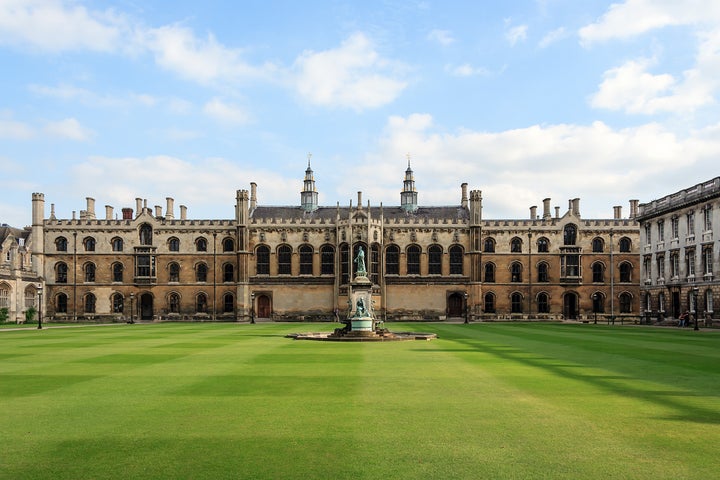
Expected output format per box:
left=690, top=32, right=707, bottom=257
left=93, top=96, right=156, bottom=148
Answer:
left=637, top=176, right=720, bottom=325
left=0, top=224, right=42, bottom=323
left=30, top=162, right=641, bottom=323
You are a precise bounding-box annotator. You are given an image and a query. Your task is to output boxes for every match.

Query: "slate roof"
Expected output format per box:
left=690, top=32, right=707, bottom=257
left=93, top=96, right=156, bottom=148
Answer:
left=250, top=205, right=470, bottom=222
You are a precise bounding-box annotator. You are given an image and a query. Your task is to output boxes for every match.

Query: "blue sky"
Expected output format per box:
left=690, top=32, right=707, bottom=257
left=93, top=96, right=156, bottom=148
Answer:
left=2, top=0, right=719, bottom=226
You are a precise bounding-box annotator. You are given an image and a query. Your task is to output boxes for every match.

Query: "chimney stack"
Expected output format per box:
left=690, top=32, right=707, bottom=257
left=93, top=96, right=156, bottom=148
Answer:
left=165, top=197, right=174, bottom=219
left=543, top=198, right=551, bottom=220
left=357, top=191, right=362, bottom=209
left=629, top=199, right=639, bottom=218
left=572, top=198, right=580, bottom=217
left=555, top=206, right=560, bottom=218
left=135, top=198, right=142, bottom=217
left=530, top=205, right=537, bottom=220
left=613, top=206, right=622, bottom=219
left=250, top=182, right=257, bottom=212
left=180, top=205, right=187, bottom=220
left=86, top=197, right=96, bottom=219
left=155, top=205, right=162, bottom=217
left=461, top=183, right=468, bottom=209
left=105, top=205, right=114, bottom=220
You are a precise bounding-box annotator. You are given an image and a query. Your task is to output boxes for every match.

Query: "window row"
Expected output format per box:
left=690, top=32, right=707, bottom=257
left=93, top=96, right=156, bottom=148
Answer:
left=482, top=232, right=632, bottom=253
left=646, top=245, right=715, bottom=281
left=644, top=206, right=714, bottom=243
left=482, top=261, right=634, bottom=283
left=482, top=291, right=634, bottom=314
left=53, top=261, right=236, bottom=283
left=54, top=232, right=235, bottom=253
left=53, top=291, right=237, bottom=315
left=254, top=243, right=465, bottom=279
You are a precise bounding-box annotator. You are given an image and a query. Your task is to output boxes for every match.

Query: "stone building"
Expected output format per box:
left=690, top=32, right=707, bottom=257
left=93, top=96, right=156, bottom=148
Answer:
left=31, top=162, right=641, bottom=323
left=0, top=223, right=42, bottom=323
left=636, top=177, right=720, bottom=325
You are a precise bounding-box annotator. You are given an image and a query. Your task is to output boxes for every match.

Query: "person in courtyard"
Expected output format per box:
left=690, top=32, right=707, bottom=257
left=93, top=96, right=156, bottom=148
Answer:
left=678, top=310, right=689, bottom=327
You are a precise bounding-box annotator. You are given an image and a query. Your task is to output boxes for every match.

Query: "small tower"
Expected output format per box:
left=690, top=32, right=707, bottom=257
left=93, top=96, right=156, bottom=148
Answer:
left=400, top=155, right=418, bottom=213
left=300, top=154, right=318, bottom=213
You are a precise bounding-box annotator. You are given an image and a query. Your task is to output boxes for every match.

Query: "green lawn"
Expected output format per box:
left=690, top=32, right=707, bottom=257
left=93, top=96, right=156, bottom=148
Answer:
left=1, top=322, right=718, bottom=479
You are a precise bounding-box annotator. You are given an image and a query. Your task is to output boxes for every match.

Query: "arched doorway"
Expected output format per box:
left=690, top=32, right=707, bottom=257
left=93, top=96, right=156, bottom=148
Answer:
left=140, top=293, right=153, bottom=320
left=257, top=294, right=271, bottom=318
left=563, top=293, right=578, bottom=319
left=447, top=292, right=464, bottom=317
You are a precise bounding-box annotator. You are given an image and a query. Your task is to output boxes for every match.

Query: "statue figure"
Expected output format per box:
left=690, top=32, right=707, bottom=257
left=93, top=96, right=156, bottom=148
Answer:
left=354, top=297, right=367, bottom=317
left=355, top=246, right=367, bottom=277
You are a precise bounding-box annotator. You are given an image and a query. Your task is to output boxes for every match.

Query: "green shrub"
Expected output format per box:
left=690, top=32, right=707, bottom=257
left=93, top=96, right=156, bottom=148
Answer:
left=24, top=306, right=37, bottom=323
left=0, top=307, right=8, bottom=323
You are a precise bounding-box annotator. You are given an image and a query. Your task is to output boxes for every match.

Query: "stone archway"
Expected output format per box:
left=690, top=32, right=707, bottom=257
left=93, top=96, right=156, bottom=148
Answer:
left=140, top=293, right=153, bottom=320
left=563, top=293, right=578, bottom=320
left=447, top=292, right=464, bottom=318
left=257, top=294, right=272, bottom=319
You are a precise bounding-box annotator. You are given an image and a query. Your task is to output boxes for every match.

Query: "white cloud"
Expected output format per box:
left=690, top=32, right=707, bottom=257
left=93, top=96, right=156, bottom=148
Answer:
left=143, top=24, right=272, bottom=85
left=505, top=24, right=528, bottom=46
left=0, top=0, right=127, bottom=52
left=538, top=27, right=567, bottom=48
left=579, top=0, right=720, bottom=45
left=427, top=29, right=455, bottom=46
left=203, top=98, right=251, bottom=125
left=344, top=114, right=720, bottom=218
left=44, top=118, right=94, bottom=141
left=0, top=118, right=34, bottom=139
left=445, top=63, right=490, bottom=77
left=292, top=32, right=407, bottom=110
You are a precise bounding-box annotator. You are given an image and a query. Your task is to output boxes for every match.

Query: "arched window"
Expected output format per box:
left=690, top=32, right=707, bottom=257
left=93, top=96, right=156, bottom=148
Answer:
left=168, top=237, right=180, bottom=252
left=619, top=262, right=632, bottom=282
left=592, top=262, right=605, bottom=283
left=511, top=237, right=522, bottom=253
left=537, top=293, right=549, bottom=313
left=563, top=224, right=577, bottom=246
left=169, top=262, right=180, bottom=282
left=484, top=263, right=495, bottom=283
left=407, top=245, right=421, bottom=275
left=593, top=292, right=605, bottom=313
left=0, top=286, right=8, bottom=309
left=537, top=262, right=549, bottom=282
left=449, top=245, right=463, bottom=275
left=55, top=236, right=68, bottom=252
left=84, top=293, right=96, bottom=313
left=196, top=263, right=208, bottom=282
left=511, top=292, right=523, bottom=313
left=56, top=262, right=68, bottom=283
left=537, top=237, right=549, bottom=253
left=278, top=245, right=292, bottom=275
left=196, top=293, right=208, bottom=313
left=321, top=245, right=335, bottom=275
left=370, top=244, right=380, bottom=284
left=168, top=293, right=180, bottom=314
left=299, top=245, right=313, bottom=275
left=385, top=245, right=399, bottom=275
left=340, top=243, right=350, bottom=284
left=196, top=237, right=207, bottom=252
left=112, top=293, right=124, bottom=313
left=223, top=293, right=234, bottom=313
left=619, top=237, right=632, bottom=253
left=139, top=224, right=152, bottom=245
left=111, top=237, right=123, bottom=252
left=56, top=293, right=68, bottom=313
left=112, top=262, right=123, bottom=282
left=84, top=236, right=96, bottom=251
left=619, top=292, right=632, bottom=313
left=592, top=237, right=604, bottom=253
left=222, top=238, right=234, bottom=252
left=511, top=262, right=523, bottom=283
left=256, top=246, right=270, bottom=275
left=484, top=293, right=496, bottom=313
left=484, top=238, right=496, bottom=253
left=223, top=263, right=234, bottom=282
left=428, top=245, right=442, bottom=275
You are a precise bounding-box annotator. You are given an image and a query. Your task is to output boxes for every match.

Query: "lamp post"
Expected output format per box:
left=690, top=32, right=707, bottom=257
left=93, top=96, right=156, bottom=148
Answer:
left=250, top=292, right=255, bottom=324
left=129, top=293, right=135, bottom=324
left=37, top=284, right=43, bottom=330
left=592, top=293, right=598, bottom=324
left=463, top=292, right=469, bottom=324
left=692, top=286, right=699, bottom=331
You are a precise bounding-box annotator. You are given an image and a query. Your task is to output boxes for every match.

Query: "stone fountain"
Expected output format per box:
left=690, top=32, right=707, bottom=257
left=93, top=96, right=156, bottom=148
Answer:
left=289, top=247, right=436, bottom=342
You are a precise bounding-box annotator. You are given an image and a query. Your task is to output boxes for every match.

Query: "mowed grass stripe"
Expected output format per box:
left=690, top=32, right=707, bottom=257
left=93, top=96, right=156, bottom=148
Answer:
left=1, top=323, right=718, bottom=479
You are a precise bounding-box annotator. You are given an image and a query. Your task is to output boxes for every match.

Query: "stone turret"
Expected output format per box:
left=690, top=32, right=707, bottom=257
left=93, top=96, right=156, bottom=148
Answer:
left=300, top=155, right=318, bottom=213
left=400, top=157, right=418, bottom=213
